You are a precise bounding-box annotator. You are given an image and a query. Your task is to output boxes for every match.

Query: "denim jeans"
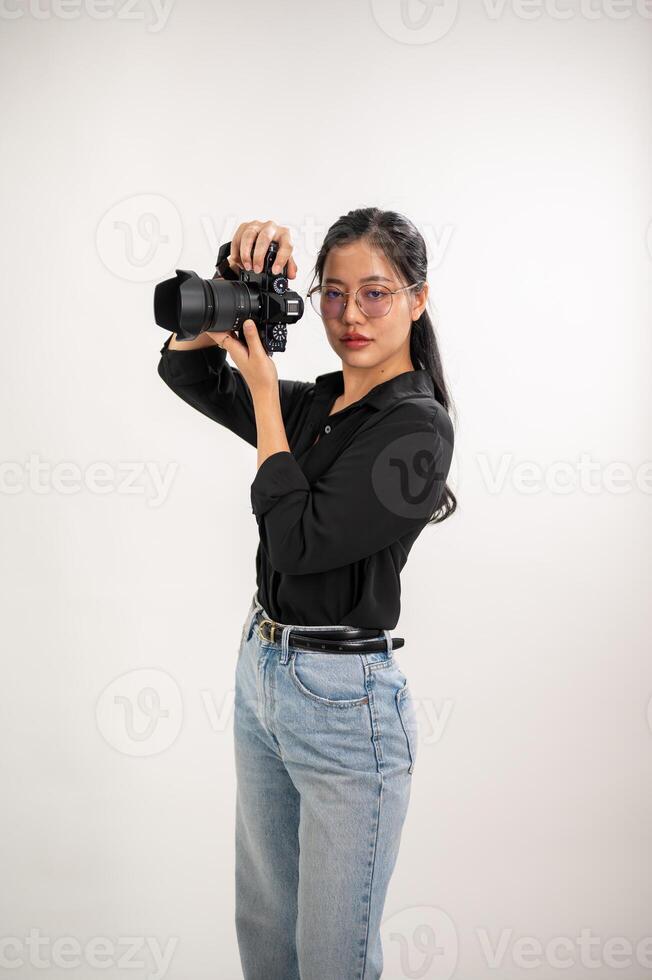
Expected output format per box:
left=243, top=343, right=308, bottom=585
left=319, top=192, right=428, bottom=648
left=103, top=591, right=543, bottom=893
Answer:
left=233, top=591, right=418, bottom=980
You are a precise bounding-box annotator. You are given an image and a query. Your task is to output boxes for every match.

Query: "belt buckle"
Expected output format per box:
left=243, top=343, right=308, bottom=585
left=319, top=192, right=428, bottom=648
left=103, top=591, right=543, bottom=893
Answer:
left=257, top=617, right=277, bottom=643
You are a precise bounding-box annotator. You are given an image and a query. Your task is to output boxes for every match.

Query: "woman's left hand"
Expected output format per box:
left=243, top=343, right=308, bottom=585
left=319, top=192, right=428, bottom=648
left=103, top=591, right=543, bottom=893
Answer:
left=212, top=319, right=278, bottom=398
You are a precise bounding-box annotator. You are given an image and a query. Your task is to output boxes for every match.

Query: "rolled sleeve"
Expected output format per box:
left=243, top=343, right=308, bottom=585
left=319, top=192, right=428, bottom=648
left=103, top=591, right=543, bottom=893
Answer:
left=250, top=406, right=454, bottom=575
left=250, top=451, right=310, bottom=517
left=158, top=333, right=227, bottom=386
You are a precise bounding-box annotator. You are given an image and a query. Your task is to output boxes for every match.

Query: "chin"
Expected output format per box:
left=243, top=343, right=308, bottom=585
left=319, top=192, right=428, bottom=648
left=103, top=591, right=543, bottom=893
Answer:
left=340, top=347, right=377, bottom=362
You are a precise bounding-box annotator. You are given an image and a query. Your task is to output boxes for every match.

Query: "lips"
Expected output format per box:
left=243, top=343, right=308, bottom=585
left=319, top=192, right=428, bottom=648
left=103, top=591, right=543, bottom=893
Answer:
left=341, top=334, right=371, bottom=341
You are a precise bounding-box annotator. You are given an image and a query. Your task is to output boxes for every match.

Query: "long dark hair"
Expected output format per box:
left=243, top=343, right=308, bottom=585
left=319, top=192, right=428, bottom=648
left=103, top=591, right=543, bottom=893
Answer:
left=307, top=207, right=457, bottom=524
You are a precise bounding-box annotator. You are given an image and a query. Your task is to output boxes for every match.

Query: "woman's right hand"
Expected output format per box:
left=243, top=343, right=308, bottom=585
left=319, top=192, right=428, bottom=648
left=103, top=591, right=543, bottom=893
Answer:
left=204, top=219, right=297, bottom=349
left=226, top=219, right=298, bottom=279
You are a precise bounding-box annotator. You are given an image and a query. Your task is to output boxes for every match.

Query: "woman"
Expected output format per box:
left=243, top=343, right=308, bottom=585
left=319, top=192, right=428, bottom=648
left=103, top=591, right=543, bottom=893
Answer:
left=157, top=208, right=456, bottom=980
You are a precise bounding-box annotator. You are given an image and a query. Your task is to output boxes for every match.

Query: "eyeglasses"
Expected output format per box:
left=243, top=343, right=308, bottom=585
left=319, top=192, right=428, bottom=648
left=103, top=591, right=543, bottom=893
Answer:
left=307, top=281, right=424, bottom=320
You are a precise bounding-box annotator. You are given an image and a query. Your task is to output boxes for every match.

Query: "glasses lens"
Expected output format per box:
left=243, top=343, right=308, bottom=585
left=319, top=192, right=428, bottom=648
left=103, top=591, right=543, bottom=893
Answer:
left=309, top=285, right=394, bottom=319
left=310, top=287, right=344, bottom=319
left=358, top=285, right=392, bottom=318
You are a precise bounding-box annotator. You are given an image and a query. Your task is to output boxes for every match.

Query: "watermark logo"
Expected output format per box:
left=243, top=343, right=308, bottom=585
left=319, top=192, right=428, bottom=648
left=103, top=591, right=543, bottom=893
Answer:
left=371, top=427, right=454, bottom=519
left=96, top=193, right=182, bottom=282
left=96, top=668, right=183, bottom=756
left=370, top=0, right=460, bottom=44
left=381, top=905, right=459, bottom=978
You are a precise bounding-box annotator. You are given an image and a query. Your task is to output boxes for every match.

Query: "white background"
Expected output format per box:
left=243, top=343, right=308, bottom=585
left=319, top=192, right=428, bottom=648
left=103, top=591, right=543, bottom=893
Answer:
left=1, top=1, right=650, bottom=977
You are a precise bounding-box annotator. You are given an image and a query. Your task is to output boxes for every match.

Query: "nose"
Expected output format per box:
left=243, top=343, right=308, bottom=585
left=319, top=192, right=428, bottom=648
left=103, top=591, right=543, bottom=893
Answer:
left=341, top=291, right=366, bottom=324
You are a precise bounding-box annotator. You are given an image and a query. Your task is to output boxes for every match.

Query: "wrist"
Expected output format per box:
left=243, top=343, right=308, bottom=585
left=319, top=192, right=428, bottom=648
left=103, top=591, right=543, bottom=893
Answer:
left=251, top=382, right=279, bottom=407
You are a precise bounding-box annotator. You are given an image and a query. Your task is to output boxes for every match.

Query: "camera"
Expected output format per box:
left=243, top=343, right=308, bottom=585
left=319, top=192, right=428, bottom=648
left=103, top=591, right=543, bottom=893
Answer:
left=153, top=239, right=304, bottom=354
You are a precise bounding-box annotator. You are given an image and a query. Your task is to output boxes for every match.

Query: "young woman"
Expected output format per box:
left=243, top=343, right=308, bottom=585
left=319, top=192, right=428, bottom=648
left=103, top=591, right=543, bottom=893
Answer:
left=157, top=208, right=456, bottom=980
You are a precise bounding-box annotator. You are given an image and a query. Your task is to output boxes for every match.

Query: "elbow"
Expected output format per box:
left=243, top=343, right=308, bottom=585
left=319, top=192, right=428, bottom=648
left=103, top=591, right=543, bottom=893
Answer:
left=157, top=354, right=186, bottom=394
left=266, top=547, right=310, bottom=576
left=263, top=532, right=317, bottom=576
left=264, top=535, right=345, bottom=576
left=157, top=356, right=172, bottom=388
left=267, top=552, right=348, bottom=576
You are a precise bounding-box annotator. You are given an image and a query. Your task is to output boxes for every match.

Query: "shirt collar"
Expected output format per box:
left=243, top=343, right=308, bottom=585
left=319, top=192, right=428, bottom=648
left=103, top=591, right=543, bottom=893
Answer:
left=313, top=368, right=436, bottom=412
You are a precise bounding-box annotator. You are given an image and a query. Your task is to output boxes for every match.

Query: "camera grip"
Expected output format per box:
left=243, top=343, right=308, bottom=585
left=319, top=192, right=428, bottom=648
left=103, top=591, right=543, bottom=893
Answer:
left=214, top=240, right=240, bottom=281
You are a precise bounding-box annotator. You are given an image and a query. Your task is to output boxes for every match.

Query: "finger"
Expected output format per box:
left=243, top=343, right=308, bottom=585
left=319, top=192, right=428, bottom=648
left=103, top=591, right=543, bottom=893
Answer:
left=239, top=221, right=263, bottom=271
left=242, top=318, right=262, bottom=351
left=229, top=223, right=248, bottom=270
left=231, top=221, right=258, bottom=271
left=219, top=329, right=247, bottom=364
left=271, top=227, right=294, bottom=275
left=286, top=255, right=298, bottom=280
left=211, top=331, right=233, bottom=348
left=251, top=220, right=278, bottom=273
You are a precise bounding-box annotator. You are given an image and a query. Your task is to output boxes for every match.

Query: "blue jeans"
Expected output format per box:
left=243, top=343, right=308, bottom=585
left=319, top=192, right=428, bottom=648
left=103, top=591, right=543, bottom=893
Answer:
left=233, top=591, right=418, bottom=980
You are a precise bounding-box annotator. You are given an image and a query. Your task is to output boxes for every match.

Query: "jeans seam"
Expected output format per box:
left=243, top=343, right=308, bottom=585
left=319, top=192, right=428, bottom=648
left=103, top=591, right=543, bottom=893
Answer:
left=366, top=683, right=384, bottom=772
left=358, top=772, right=383, bottom=979
left=396, top=685, right=416, bottom=774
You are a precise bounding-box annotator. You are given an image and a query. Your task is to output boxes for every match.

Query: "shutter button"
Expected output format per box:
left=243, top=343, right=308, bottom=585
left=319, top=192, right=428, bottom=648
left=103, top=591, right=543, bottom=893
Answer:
left=324, top=425, right=331, bottom=434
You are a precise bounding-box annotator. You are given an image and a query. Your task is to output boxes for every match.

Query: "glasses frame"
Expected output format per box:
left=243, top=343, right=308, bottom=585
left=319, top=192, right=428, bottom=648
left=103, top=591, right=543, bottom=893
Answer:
left=306, top=281, right=425, bottom=320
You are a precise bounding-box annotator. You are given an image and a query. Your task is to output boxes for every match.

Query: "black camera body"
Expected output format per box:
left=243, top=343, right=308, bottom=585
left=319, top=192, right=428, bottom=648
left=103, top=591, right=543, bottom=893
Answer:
left=153, top=239, right=304, bottom=354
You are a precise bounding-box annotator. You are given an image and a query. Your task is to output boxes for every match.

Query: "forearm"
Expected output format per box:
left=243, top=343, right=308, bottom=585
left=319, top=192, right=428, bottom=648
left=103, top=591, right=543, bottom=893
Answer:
left=167, top=331, right=218, bottom=351
left=157, top=333, right=258, bottom=446
left=252, top=386, right=291, bottom=469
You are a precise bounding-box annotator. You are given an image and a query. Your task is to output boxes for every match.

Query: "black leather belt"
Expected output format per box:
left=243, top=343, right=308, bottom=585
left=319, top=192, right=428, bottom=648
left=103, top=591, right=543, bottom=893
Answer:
left=254, top=611, right=405, bottom=654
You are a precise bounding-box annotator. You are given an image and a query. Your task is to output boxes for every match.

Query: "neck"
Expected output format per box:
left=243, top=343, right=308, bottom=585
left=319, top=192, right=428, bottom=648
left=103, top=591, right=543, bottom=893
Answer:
left=339, top=350, right=415, bottom=405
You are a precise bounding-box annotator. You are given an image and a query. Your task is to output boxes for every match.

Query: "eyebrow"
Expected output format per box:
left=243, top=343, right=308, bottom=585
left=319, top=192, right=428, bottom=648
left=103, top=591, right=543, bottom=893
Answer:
left=324, top=275, right=394, bottom=285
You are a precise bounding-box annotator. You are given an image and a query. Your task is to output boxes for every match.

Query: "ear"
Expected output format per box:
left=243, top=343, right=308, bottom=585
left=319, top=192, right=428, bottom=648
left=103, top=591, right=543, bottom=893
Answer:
left=411, top=280, right=429, bottom=321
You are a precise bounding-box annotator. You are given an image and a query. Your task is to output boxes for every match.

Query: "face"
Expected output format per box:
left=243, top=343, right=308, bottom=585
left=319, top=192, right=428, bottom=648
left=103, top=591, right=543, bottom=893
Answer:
left=318, top=239, right=428, bottom=367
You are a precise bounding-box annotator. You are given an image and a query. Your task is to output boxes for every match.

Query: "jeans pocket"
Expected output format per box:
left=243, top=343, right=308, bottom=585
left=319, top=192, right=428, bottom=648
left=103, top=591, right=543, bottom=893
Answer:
left=289, top=651, right=370, bottom=707
left=396, top=682, right=418, bottom=774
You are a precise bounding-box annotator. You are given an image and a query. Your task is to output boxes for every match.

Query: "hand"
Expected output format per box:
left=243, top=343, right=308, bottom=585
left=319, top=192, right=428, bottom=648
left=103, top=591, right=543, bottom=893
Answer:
left=211, top=320, right=278, bottom=398
left=227, top=219, right=298, bottom=278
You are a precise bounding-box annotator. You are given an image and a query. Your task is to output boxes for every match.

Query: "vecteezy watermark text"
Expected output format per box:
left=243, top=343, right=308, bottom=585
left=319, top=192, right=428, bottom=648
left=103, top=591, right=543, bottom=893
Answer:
left=477, top=452, right=652, bottom=494
left=0, top=455, right=178, bottom=508
left=0, top=0, right=175, bottom=32
left=0, top=929, right=178, bottom=978
left=370, top=0, right=652, bottom=45
left=96, top=198, right=455, bottom=284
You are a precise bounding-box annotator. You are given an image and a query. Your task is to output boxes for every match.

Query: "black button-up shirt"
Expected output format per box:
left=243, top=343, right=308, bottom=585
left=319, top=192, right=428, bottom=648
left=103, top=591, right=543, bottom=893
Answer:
left=157, top=334, right=454, bottom=629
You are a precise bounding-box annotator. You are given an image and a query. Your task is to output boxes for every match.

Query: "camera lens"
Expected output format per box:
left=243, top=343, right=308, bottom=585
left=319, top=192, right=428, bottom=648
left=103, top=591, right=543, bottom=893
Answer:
left=154, top=256, right=304, bottom=353
left=153, top=269, right=256, bottom=340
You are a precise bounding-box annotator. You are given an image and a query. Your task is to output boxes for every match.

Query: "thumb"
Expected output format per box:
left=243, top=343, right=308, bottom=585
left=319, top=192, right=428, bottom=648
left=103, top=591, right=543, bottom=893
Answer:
left=243, top=319, right=260, bottom=344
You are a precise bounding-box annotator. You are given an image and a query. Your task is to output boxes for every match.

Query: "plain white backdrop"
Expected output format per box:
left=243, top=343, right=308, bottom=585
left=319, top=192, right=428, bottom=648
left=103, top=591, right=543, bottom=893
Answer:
left=1, top=1, right=650, bottom=977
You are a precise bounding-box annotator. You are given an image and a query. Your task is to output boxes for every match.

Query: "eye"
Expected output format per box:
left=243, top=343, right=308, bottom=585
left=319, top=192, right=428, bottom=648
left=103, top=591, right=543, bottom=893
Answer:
left=363, top=288, right=387, bottom=301
left=324, top=289, right=343, bottom=299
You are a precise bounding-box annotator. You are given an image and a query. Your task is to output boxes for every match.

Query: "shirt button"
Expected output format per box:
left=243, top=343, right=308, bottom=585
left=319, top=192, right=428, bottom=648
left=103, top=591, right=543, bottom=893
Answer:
left=324, top=425, right=331, bottom=434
